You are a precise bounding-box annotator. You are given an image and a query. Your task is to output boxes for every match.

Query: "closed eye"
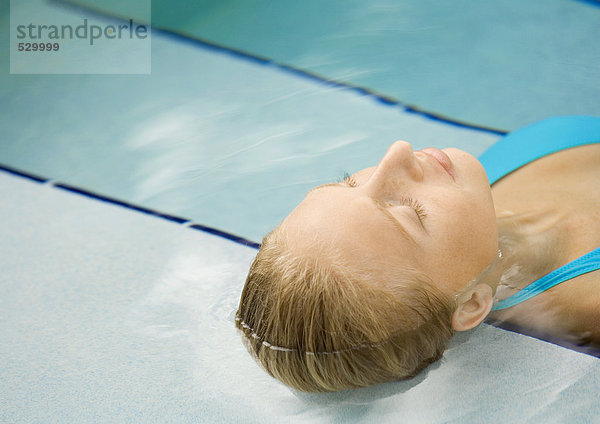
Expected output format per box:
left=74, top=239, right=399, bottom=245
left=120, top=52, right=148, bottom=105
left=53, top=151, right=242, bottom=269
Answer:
left=389, top=196, right=427, bottom=226
left=341, top=172, right=426, bottom=226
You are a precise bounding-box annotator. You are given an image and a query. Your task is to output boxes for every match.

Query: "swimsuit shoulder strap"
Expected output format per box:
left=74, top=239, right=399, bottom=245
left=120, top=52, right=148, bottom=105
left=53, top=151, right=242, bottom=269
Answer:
left=479, top=115, right=600, bottom=185
left=492, top=246, right=600, bottom=311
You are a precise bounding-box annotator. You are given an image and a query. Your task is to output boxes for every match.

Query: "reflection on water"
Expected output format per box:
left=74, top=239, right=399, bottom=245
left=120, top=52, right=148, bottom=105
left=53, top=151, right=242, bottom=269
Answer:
left=0, top=1, right=502, bottom=243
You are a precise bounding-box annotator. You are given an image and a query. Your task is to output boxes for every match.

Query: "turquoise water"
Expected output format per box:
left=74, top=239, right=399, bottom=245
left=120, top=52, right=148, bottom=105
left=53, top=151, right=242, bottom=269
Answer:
left=66, top=0, right=600, bottom=131
left=1, top=0, right=504, bottom=243
left=3, top=0, right=599, bottom=241
left=2, top=2, right=600, bottom=423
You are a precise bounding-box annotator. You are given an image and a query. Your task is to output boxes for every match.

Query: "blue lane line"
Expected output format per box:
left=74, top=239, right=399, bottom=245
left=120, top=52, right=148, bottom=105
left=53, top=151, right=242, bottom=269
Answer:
left=0, top=163, right=49, bottom=183
left=189, top=224, right=261, bottom=249
left=0, top=163, right=261, bottom=250
left=575, top=0, right=600, bottom=8
left=52, top=0, right=508, bottom=137
left=53, top=182, right=191, bottom=225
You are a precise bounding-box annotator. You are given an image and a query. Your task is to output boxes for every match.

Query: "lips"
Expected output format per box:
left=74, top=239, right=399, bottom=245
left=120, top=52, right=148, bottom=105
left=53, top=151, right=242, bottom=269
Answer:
left=420, top=147, right=455, bottom=180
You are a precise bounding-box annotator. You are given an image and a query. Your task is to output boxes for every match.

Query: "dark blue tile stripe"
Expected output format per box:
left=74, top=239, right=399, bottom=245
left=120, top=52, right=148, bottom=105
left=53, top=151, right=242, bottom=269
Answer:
left=53, top=183, right=191, bottom=224
left=576, top=0, right=600, bottom=8
left=0, top=163, right=49, bottom=183
left=52, top=0, right=508, bottom=137
left=0, top=163, right=261, bottom=250
left=158, top=29, right=509, bottom=136
left=189, top=224, right=261, bottom=249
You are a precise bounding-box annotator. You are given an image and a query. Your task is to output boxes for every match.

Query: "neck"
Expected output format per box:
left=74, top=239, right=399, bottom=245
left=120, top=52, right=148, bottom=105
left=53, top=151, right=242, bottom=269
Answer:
left=477, top=208, right=566, bottom=300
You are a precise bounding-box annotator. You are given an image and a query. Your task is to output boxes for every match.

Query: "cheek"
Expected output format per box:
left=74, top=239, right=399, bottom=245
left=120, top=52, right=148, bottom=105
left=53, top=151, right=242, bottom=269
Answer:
left=453, top=190, right=498, bottom=267
left=446, top=148, right=488, bottom=182
left=426, top=191, right=498, bottom=282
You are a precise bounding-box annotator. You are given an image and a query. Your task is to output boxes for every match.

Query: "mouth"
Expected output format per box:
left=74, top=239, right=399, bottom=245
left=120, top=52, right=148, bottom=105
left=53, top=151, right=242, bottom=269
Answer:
left=420, top=147, right=456, bottom=180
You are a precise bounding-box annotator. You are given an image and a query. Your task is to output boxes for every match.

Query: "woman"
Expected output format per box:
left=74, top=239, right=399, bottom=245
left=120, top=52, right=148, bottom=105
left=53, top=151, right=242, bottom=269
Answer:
left=236, top=116, right=600, bottom=392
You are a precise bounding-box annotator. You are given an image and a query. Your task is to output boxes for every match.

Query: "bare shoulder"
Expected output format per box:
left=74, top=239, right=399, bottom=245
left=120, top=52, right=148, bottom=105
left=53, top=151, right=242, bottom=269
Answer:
left=551, top=270, right=600, bottom=345
left=488, top=270, right=600, bottom=346
left=492, top=143, right=600, bottom=195
left=489, top=143, right=600, bottom=346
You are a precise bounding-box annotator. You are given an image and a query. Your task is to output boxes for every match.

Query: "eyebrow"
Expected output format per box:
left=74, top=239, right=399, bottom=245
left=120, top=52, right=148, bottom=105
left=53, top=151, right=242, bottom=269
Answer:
left=307, top=183, right=417, bottom=245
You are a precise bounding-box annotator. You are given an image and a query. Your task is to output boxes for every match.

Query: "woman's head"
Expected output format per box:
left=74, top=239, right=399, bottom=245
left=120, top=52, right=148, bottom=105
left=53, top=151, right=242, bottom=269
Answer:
left=285, top=141, right=499, bottom=292
left=236, top=141, right=499, bottom=391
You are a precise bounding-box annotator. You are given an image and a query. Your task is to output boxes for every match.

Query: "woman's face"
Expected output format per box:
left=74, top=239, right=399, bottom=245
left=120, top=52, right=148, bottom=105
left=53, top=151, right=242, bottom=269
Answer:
left=282, top=141, right=499, bottom=293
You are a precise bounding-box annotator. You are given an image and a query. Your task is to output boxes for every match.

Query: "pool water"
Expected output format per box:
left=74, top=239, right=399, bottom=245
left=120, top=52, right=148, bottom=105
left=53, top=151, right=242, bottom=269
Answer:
left=63, top=0, right=600, bottom=130
left=1, top=1, right=599, bottom=422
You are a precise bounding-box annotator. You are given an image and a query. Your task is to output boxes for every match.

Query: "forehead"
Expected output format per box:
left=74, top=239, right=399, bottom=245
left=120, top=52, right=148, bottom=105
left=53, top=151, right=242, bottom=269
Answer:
left=283, top=185, right=419, bottom=268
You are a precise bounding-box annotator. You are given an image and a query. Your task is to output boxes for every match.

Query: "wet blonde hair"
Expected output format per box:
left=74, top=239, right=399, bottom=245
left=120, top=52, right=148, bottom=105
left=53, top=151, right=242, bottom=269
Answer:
left=235, top=226, right=456, bottom=392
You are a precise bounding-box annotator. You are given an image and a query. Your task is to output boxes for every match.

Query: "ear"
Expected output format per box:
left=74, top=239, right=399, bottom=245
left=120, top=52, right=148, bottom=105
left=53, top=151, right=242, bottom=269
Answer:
left=452, top=284, right=493, bottom=332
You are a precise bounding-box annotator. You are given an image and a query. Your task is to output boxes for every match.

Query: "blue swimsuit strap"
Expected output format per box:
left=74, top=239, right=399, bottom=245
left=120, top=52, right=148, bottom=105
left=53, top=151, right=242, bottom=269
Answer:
left=492, top=246, right=600, bottom=311
left=479, top=115, right=600, bottom=185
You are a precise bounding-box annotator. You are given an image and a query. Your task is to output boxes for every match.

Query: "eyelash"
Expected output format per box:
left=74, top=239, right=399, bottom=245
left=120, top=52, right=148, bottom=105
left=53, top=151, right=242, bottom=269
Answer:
left=396, top=196, right=427, bottom=224
left=341, top=172, right=427, bottom=224
left=341, top=172, right=358, bottom=187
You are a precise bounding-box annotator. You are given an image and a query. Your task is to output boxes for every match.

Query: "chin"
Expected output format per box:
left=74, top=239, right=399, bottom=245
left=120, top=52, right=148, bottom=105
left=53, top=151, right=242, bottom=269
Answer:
left=445, top=148, right=488, bottom=185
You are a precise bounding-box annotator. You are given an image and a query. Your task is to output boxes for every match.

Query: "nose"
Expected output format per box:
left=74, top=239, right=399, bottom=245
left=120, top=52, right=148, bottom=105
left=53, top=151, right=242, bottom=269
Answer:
left=362, top=141, right=423, bottom=199
left=367, top=141, right=423, bottom=191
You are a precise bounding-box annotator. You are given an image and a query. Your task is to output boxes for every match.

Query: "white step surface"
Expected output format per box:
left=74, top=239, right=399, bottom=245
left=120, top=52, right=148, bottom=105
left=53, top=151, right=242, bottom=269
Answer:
left=2, top=171, right=599, bottom=424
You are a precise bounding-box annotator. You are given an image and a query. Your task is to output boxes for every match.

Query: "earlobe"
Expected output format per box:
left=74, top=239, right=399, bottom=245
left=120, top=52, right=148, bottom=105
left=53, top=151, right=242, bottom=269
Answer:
left=452, top=284, right=493, bottom=332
